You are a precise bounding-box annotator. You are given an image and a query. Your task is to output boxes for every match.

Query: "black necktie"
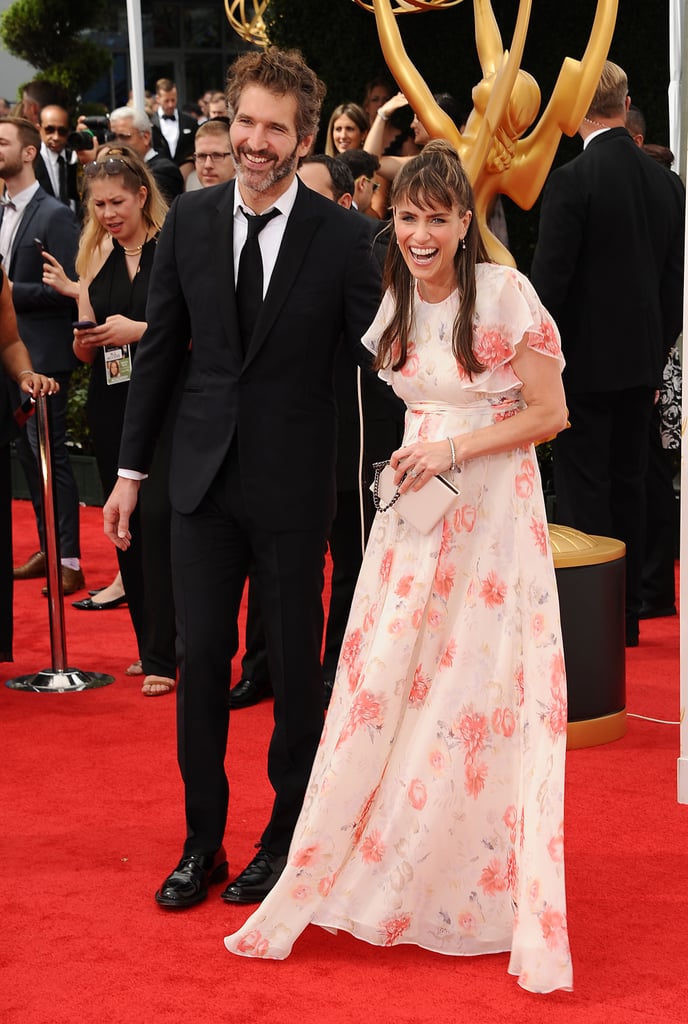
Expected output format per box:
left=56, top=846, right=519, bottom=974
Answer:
left=162, top=114, right=176, bottom=121
left=236, top=207, right=279, bottom=354
left=57, top=154, right=68, bottom=204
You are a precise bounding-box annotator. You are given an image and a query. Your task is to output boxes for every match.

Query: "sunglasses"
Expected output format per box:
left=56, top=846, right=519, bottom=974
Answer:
left=43, top=125, right=69, bottom=136
left=83, top=155, right=137, bottom=178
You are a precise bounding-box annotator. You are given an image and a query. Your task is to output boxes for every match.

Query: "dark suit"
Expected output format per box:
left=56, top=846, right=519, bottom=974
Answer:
left=151, top=111, right=197, bottom=170
left=1, top=187, right=81, bottom=558
left=146, top=152, right=184, bottom=205
left=35, top=150, right=79, bottom=209
left=531, top=128, right=684, bottom=631
left=118, top=178, right=382, bottom=857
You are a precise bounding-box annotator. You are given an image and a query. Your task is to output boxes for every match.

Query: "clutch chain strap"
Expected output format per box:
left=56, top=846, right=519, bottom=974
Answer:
left=372, top=460, right=402, bottom=513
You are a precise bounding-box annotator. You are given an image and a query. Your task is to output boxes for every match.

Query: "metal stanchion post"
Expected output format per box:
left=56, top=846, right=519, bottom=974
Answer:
left=6, top=393, right=114, bottom=692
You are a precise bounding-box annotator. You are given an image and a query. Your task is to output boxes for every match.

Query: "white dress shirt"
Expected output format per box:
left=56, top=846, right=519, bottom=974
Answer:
left=232, top=176, right=298, bottom=294
left=158, top=108, right=179, bottom=158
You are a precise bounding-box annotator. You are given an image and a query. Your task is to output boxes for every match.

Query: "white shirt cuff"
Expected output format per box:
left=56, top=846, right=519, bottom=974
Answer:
left=118, top=468, right=148, bottom=481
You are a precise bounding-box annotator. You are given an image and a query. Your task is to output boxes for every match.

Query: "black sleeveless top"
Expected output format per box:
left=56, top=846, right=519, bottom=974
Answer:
left=86, top=237, right=156, bottom=413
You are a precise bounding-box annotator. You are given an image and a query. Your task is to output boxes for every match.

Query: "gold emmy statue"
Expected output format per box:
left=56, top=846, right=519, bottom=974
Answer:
left=353, top=1, right=463, bottom=11
left=225, top=0, right=270, bottom=48
left=354, top=0, right=618, bottom=265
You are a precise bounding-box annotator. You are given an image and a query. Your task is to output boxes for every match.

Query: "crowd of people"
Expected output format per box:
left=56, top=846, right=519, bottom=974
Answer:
left=1, top=49, right=684, bottom=994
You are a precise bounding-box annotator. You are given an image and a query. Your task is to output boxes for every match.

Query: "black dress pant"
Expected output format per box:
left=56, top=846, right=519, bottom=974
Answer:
left=172, top=442, right=328, bottom=858
left=239, top=574, right=270, bottom=685
left=553, top=387, right=654, bottom=624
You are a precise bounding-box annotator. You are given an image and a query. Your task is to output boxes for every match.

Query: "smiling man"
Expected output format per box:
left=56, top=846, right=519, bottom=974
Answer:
left=104, top=49, right=382, bottom=911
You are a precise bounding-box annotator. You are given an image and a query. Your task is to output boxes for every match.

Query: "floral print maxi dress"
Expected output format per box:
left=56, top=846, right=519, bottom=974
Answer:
left=225, top=263, right=573, bottom=994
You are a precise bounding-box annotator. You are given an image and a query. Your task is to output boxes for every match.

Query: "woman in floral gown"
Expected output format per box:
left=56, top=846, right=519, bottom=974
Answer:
left=225, top=140, right=572, bottom=993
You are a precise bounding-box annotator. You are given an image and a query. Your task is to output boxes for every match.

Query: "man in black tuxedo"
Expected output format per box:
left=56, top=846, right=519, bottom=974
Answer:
left=36, top=105, right=79, bottom=213
left=150, top=78, right=197, bottom=182
left=104, top=49, right=383, bottom=909
left=0, top=116, right=83, bottom=594
left=531, top=61, right=684, bottom=647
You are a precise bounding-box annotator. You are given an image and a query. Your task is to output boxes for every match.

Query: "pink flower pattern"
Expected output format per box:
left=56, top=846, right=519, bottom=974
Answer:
left=225, top=262, right=571, bottom=994
left=479, top=570, right=507, bottom=608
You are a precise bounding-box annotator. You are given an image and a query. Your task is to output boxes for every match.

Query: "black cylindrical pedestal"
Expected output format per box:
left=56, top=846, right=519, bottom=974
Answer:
left=549, top=526, right=627, bottom=749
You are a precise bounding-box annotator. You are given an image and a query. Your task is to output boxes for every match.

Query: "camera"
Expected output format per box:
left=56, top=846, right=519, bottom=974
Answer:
left=81, top=115, right=110, bottom=132
left=71, top=116, right=113, bottom=147
left=68, top=130, right=97, bottom=151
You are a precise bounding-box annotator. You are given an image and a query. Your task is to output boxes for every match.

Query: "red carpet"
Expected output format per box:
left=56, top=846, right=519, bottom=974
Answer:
left=2, top=499, right=687, bottom=1023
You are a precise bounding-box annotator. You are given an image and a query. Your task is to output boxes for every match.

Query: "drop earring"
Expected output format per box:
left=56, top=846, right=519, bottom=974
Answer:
left=461, top=237, right=466, bottom=250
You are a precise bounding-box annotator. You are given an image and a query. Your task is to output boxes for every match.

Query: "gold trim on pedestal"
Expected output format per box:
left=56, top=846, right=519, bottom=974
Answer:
left=549, top=524, right=625, bottom=569
left=567, top=709, right=627, bottom=750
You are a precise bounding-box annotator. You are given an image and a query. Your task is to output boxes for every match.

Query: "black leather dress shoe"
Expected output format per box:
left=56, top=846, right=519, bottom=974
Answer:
left=72, top=595, right=127, bottom=610
left=228, top=677, right=272, bottom=709
left=220, top=849, right=287, bottom=904
left=155, top=847, right=228, bottom=909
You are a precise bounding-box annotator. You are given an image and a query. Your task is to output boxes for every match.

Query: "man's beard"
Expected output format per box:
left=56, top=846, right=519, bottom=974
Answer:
left=0, top=153, right=23, bottom=180
left=230, top=141, right=299, bottom=194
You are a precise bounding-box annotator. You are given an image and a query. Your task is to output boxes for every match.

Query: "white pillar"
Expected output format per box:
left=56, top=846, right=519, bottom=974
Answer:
left=126, top=0, right=145, bottom=111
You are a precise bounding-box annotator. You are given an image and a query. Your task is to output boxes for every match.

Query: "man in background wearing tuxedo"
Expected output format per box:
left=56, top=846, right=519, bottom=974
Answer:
left=151, top=77, right=197, bottom=182
left=104, top=49, right=382, bottom=911
left=36, top=105, right=78, bottom=213
left=531, top=61, right=684, bottom=647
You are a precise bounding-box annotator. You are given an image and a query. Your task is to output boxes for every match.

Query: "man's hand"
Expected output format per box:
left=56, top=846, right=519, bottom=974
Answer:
left=104, top=477, right=141, bottom=550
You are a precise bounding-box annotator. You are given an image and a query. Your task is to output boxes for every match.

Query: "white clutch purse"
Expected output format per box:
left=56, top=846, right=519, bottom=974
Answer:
left=371, top=460, right=460, bottom=535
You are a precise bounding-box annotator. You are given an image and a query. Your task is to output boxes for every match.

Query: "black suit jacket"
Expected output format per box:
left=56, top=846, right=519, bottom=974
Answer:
left=35, top=150, right=79, bottom=208
left=118, top=178, right=383, bottom=531
left=151, top=111, right=197, bottom=169
left=1, top=187, right=79, bottom=374
left=333, top=213, right=403, bottom=491
left=146, top=152, right=185, bottom=205
left=531, top=128, right=684, bottom=394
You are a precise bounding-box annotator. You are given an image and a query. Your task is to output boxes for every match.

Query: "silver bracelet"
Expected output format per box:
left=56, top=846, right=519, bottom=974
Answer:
left=446, top=436, right=458, bottom=474
left=377, top=109, right=389, bottom=121
left=17, top=369, right=33, bottom=378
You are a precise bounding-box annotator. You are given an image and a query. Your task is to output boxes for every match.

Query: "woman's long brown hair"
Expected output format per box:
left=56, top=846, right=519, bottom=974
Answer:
left=374, top=139, right=490, bottom=379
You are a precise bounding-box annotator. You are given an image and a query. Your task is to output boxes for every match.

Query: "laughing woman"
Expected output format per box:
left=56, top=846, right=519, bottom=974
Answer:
left=73, top=146, right=177, bottom=696
left=225, top=141, right=572, bottom=994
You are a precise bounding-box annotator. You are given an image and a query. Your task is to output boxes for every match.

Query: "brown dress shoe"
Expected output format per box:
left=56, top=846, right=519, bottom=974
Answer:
left=41, top=566, right=86, bottom=597
left=14, top=551, right=46, bottom=580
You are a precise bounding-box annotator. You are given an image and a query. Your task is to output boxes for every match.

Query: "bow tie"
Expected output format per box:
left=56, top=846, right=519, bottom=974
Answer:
left=0, top=194, right=16, bottom=210
left=162, top=114, right=176, bottom=121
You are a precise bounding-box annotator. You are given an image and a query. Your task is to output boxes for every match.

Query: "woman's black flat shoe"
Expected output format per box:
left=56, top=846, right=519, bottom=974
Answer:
left=72, top=595, right=127, bottom=611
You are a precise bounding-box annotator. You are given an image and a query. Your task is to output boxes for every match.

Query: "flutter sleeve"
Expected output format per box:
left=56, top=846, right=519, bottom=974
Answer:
left=361, top=289, right=396, bottom=385
left=461, top=264, right=564, bottom=393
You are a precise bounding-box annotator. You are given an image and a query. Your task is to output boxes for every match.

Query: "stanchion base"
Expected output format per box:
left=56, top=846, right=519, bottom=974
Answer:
left=5, top=668, right=115, bottom=692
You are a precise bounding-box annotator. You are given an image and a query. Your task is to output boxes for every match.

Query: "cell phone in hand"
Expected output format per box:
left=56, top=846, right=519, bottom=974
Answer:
left=73, top=320, right=97, bottom=330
